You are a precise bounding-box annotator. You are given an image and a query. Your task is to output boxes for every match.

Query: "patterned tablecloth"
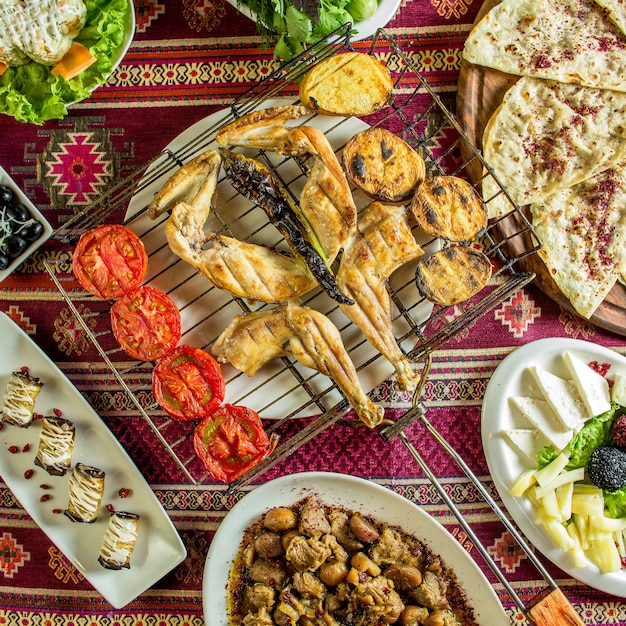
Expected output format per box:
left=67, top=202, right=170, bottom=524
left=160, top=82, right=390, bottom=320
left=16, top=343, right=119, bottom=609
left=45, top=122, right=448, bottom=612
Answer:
left=0, top=0, right=625, bottom=624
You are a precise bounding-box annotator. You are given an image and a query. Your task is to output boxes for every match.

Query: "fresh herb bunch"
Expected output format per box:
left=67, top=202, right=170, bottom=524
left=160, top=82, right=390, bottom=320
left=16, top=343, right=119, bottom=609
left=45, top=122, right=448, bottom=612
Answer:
left=243, top=0, right=378, bottom=60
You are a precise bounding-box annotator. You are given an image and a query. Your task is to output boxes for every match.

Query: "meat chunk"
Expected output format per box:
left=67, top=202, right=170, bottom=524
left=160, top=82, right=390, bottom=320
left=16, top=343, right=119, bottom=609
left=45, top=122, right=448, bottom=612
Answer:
left=286, top=535, right=332, bottom=572
left=299, top=499, right=331, bottom=539
left=370, top=527, right=411, bottom=566
left=249, top=558, right=289, bottom=588
left=242, top=606, right=274, bottom=625
left=328, top=508, right=364, bottom=551
left=408, top=571, right=450, bottom=611
left=348, top=574, right=405, bottom=624
left=242, top=583, right=276, bottom=614
left=293, top=571, right=327, bottom=598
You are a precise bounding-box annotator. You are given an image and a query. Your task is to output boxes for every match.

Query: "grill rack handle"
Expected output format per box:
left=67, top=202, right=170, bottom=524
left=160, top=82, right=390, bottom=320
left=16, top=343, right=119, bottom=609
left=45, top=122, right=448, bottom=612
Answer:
left=384, top=402, right=584, bottom=626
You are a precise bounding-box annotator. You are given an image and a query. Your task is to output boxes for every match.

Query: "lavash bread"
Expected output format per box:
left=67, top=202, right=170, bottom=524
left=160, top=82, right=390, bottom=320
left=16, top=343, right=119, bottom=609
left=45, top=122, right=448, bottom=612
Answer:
left=342, top=128, right=425, bottom=202
left=415, top=246, right=492, bottom=306
left=411, top=176, right=487, bottom=241
left=462, top=0, right=626, bottom=92
left=482, top=77, right=626, bottom=219
left=593, top=0, right=626, bottom=35
left=530, top=165, right=626, bottom=318
left=299, top=52, right=393, bottom=116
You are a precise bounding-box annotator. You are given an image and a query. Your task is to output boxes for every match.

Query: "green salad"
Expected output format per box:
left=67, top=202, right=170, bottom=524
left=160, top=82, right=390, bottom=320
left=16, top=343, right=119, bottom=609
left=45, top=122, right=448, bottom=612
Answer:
left=243, top=0, right=378, bottom=60
left=537, top=403, right=626, bottom=518
left=0, top=0, right=130, bottom=125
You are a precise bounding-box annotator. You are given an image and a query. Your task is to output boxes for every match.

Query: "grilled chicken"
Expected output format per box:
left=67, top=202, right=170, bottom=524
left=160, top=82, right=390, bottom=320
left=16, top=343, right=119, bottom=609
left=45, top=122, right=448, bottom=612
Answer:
left=216, top=105, right=357, bottom=262
left=212, top=304, right=384, bottom=428
left=337, top=202, right=424, bottom=391
left=148, top=148, right=318, bottom=303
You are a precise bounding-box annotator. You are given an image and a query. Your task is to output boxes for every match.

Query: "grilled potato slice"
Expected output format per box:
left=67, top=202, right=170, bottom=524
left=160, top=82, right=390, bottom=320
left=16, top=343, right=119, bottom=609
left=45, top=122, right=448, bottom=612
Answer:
left=299, top=52, right=393, bottom=116
left=415, top=246, right=492, bottom=306
left=411, top=176, right=487, bottom=242
left=342, top=128, right=426, bottom=202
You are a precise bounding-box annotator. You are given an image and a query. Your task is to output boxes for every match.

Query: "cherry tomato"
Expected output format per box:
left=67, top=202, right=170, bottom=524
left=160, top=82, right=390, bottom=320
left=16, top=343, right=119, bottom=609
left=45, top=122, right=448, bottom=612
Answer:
left=193, top=404, right=271, bottom=483
left=72, top=224, right=148, bottom=299
left=152, top=344, right=225, bottom=421
left=110, top=285, right=181, bottom=361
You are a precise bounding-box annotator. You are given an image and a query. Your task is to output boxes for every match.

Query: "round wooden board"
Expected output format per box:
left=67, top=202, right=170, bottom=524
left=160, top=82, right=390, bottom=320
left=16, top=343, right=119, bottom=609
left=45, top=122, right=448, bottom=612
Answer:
left=456, top=0, right=626, bottom=336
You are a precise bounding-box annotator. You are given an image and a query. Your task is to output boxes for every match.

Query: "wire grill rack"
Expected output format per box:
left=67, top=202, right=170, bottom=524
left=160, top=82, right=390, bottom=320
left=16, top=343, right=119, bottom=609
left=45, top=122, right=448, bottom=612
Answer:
left=45, top=26, right=541, bottom=485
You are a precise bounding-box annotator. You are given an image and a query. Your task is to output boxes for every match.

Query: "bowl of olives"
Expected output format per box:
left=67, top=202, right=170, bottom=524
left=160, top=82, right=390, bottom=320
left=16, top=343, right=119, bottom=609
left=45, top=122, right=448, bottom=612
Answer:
left=0, top=166, right=53, bottom=282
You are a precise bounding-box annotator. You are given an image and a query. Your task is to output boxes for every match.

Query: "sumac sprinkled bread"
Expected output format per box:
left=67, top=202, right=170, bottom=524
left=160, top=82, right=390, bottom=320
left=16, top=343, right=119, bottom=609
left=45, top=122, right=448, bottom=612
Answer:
left=415, top=246, right=492, bottom=306
left=299, top=52, right=393, bottom=116
left=411, top=176, right=487, bottom=242
left=342, top=128, right=426, bottom=202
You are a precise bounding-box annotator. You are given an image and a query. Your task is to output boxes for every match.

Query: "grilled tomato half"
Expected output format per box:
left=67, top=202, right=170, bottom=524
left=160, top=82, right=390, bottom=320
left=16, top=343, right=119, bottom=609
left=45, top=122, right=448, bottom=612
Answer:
left=152, top=344, right=225, bottom=421
left=72, top=224, right=148, bottom=300
left=194, top=404, right=271, bottom=483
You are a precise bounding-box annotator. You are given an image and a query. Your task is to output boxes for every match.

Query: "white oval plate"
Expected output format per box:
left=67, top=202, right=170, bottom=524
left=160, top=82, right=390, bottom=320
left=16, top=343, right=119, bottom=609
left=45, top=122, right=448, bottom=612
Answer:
left=0, top=312, right=186, bottom=608
left=225, top=0, right=401, bottom=42
left=202, top=471, right=508, bottom=624
left=481, top=337, right=626, bottom=597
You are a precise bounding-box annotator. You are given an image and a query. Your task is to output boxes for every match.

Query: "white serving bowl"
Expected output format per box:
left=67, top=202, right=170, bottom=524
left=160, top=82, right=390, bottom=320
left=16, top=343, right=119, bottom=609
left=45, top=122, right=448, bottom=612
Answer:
left=0, top=166, right=53, bottom=282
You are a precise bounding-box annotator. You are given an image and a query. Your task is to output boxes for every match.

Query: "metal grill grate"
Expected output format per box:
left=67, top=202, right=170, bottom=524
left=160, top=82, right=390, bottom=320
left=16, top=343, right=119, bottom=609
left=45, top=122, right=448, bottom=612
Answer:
left=45, top=27, right=540, bottom=485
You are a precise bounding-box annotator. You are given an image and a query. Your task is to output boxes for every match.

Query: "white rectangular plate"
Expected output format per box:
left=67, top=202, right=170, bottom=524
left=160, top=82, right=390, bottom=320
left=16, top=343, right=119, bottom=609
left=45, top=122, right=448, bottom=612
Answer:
left=0, top=312, right=186, bottom=608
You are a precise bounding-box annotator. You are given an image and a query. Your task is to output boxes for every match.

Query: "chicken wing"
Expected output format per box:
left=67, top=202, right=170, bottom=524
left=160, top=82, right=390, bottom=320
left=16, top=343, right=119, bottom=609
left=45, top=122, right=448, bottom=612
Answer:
left=216, top=105, right=357, bottom=262
left=337, top=202, right=424, bottom=391
left=147, top=149, right=318, bottom=303
left=212, top=304, right=384, bottom=428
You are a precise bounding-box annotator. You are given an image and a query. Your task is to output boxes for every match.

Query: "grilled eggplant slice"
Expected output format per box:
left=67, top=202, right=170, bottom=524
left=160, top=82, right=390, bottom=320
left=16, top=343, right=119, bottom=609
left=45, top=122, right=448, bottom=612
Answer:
left=411, top=176, right=487, bottom=242
left=342, top=128, right=426, bottom=202
left=221, top=148, right=354, bottom=306
left=299, top=52, right=393, bottom=116
left=415, top=246, right=492, bottom=306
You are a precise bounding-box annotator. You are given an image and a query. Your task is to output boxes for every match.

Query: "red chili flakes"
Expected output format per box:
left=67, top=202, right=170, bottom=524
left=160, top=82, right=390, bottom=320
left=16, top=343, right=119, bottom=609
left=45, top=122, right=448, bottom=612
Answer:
left=589, top=360, right=611, bottom=377
left=118, top=488, right=130, bottom=499
left=39, top=494, right=51, bottom=503
left=22, top=443, right=30, bottom=453
left=23, top=469, right=34, bottom=479
left=8, top=446, right=18, bottom=454
left=52, top=408, right=63, bottom=418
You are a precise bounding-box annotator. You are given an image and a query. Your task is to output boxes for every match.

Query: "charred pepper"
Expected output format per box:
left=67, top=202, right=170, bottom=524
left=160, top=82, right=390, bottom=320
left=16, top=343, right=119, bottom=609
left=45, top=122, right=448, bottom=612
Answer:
left=220, top=148, right=353, bottom=305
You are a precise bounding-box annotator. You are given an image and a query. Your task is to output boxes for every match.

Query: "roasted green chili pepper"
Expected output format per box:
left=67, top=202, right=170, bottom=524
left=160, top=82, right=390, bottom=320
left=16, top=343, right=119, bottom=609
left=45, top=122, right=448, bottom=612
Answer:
left=220, top=148, right=354, bottom=306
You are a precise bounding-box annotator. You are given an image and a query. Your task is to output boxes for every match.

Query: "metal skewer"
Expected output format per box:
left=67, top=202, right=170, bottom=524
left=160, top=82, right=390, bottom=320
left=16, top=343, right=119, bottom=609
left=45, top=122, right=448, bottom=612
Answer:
left=380, top=382, right=585, bottom=626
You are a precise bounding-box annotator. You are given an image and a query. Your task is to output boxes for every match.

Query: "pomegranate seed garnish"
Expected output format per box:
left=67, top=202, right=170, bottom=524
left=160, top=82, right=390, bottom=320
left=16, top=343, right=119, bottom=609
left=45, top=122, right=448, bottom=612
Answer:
left=106, top=504, right=115, bottom=513
left=52, top=408, right=63, bottom=417
left=118, top=488, right=130, bottom=498
left=52, top=508, right=62, bottom=515
left=40, top=484, right=50, bottom=490
left=8, top=446, right=18, bottom=454
left=23, top=469, right=34, bottom=479
left=22, top=443, right=30, bottom=453
left=39, top=494, right=51, bottom=503
left=20, top=366, right=29, bottom=374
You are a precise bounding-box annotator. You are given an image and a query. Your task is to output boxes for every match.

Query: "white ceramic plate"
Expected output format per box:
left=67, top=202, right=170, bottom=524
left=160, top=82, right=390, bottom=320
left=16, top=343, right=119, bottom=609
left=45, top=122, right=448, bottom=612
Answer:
left=125, top=99, right=436, bottom=419
left=0, top=312, right=186, bottom=608
left=481, top=337, right=626, bottom=597
left=0, top=165, right=53, bottom=283
left=202, top=471, right=508, bottom=624
left=225, top=0, right=401, bottom=42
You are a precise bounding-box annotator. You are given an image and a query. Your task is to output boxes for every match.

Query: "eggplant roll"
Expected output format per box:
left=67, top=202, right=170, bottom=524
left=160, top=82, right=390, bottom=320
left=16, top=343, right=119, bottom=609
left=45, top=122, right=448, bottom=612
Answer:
left=98, top=511, right=140, bottom=570
left=1, top=370, right=43, bottom=427
left=34, top=416, right=75, bottom=476
left=64, top=463, right=105, bottom=523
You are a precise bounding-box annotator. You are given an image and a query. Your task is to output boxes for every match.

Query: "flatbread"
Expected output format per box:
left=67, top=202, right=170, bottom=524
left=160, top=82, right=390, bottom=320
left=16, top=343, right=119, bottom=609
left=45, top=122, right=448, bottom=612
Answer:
left=482, top=76, right=626, bottom=218
left=463, top=0, right=626, bottom=92
left=593, top=0, right=626, bottom=35
left=530, top=165, right=626, bottom=318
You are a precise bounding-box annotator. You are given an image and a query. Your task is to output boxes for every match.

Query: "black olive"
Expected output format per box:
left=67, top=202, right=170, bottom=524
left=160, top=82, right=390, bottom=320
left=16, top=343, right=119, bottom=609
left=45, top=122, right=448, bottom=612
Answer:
left=8, top=203, right=30, bottom=223
left=19, top=220, right=44, bottom=242
left=4, top=235, right=27, bottom=258
left=0, top=254, right=10, bottom=270
left=0, top=185, right=14, bottom=207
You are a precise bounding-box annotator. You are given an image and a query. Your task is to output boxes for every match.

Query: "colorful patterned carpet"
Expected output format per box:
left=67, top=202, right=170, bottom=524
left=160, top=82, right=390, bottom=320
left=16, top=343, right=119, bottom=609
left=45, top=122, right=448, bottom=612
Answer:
left=0, top=0, right=625, bottom=624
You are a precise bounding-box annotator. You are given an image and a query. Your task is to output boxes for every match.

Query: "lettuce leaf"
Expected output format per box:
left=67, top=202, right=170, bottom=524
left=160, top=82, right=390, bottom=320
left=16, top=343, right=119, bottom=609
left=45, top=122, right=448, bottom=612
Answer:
left=0, top=0, right=130, bottom=125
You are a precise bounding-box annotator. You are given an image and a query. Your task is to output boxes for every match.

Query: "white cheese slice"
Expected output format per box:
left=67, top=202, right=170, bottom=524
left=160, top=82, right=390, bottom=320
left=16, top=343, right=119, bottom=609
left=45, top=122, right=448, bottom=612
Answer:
left=502, top=428, right=550, bottom=464
left=563, top=352, right=611, bottom=417
left=510, top=396, right=574, bottom=451
left=611, top=371, right=626, bottom=406
left=528, top=366, right=588, bottom=430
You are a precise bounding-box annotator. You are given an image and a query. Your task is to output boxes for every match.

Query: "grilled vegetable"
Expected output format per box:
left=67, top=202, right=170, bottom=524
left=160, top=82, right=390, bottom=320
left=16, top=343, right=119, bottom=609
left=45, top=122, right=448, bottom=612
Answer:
left=220, top=148, right=353, bottom=305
